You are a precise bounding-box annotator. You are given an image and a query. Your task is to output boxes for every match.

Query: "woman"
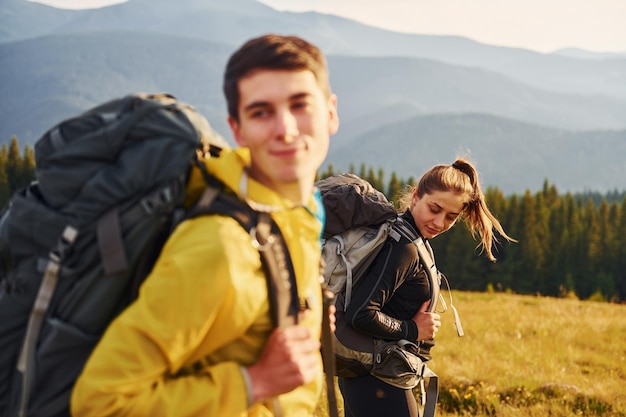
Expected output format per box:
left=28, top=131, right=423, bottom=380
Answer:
left=338, top=158, right=515, bottom=417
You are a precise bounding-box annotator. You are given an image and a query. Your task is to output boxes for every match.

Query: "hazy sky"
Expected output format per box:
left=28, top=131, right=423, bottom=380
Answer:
left=30, top=0, right=626, bottom=53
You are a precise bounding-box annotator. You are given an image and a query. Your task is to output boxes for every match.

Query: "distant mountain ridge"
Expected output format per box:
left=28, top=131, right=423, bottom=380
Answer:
left=3, top=31, right=625, bottom=147
left=0, top=31, right=234, bottom=143
left=2, top=0, right=625, bottom=194
left=4, top=0, right=626, bottom=100
left=551, top=47, right=626, bottom=60
left=324, top=113, right=626, bottom=194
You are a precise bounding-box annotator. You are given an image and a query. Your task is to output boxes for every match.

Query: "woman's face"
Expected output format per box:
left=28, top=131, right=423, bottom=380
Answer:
left=410, top=188, right=466, bottom=239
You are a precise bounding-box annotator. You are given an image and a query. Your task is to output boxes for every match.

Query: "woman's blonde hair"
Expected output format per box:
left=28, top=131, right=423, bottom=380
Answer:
left=398, top=158, right=515, bottom=261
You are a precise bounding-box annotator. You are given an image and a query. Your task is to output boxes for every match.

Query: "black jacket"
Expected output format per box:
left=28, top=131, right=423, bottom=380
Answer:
left=343, top=210, right=435, bottom=358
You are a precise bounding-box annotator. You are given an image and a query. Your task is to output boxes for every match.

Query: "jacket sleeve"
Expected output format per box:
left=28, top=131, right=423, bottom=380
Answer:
left=71, top=216, right=270, bottom=417
left=343, top=238, right=422, bottom=342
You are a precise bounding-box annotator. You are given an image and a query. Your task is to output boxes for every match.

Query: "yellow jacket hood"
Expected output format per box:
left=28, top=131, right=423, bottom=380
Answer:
left=186, top=147, right=323, bottom=214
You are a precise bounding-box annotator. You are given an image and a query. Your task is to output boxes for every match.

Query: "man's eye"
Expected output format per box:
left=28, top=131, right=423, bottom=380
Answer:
left=292, top=101, right=309, bottom=110
left=250, top=109, right=269, bottom=118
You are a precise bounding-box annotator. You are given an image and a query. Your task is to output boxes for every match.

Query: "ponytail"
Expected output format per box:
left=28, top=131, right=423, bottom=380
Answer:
left=398, top=158, right=515, bottom=261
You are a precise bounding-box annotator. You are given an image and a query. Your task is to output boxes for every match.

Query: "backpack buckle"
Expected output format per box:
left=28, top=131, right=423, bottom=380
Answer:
left=141, top=186, right=174, bottom=215
left=249, top=226, right=276, bottom=251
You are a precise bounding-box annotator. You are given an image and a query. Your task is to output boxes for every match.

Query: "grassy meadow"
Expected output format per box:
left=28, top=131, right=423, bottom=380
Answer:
left=315, top=292, right=626, bottom=416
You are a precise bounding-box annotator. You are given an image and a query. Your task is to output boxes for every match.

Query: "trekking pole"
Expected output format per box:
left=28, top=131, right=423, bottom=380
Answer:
left=321, top=287, right=340, bottom=417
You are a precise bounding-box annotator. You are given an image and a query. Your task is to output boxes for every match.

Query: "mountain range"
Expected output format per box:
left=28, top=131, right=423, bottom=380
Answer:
left=1, top=0, right=625, bottom=194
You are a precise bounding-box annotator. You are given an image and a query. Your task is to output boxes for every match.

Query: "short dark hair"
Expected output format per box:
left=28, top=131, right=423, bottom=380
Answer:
left=223, top=34, right=331, bottom=122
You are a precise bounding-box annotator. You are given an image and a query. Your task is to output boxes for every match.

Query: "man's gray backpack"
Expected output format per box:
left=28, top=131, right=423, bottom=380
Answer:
left=316, top=173, right=464, bottom=417
left=0, top=93, right=300, bottom=417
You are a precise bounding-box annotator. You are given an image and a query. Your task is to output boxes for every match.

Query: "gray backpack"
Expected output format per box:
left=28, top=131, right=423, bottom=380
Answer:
left=0, top=93, right=300, bottom=417
left=317, top=173, right=445, bottom=314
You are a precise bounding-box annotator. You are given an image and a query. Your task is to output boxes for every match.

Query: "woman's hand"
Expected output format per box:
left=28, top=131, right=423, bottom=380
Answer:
left=411, top=300, right=441, bottom=341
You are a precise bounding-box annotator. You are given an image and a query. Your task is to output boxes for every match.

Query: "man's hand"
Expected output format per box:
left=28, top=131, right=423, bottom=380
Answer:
left=245, top=326, right=321, bottom=403
left=328, top=303, right=336, bottom=333
left=323, top=288, right=336, bottom=333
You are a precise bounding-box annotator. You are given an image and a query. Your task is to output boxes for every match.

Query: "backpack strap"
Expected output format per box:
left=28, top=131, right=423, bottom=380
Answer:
left=188, top=185, right=300, bottom=328
left=394, top=218, right=464, bottom=336
left=252, top=211, right=300, bottom=328
left=415, top=239, right=441, bottom=314
left=189, top=184, right=304, bottom=417
left=421, top=366, right=440, bottom=417
left=16, top=226, right=78, bottom=417
left=392, top=219, right=440, bottom=313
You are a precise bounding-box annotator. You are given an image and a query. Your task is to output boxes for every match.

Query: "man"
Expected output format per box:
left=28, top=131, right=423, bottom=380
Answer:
left=71, top=34, right=339, bottom=416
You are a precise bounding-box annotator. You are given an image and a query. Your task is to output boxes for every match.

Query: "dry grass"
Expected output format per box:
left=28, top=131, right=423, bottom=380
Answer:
left=316, top=292, right=626, bottom=417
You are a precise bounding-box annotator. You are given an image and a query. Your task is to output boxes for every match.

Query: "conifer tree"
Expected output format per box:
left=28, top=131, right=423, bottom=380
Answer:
left=533, top=192, right=551, bottom=294
left=21, top=145, right=36, bottom=186
left=607, top=202, right=620, bottom=265
left=545, top=190, right=574, bottom=296
left=0, top=144, right=9, bottom=206
left=6, top=137, right=23, bottom=193
left=429, top=217, right=478, bottom=290
left=484, top=187, right=514, bottom=290
left=613, top=197, right=626, bottom=301
left=580, top=198, right=602, bottom=298
left=359, top=163, right=367, bottom=181
left=516, top=191, right=544, bottom=293
left=564, top=193, right=586, bottom=297
left=387, top=172, right=402, bottom=204
left=542, top=178, right=560, bottom=209
left=366, top=167, right=379, bottom=191
left=319, top=163, right=335, bottom=179
left=367, top=167, right=384, bottom=192
left=593, top=200, right=617, bottom=299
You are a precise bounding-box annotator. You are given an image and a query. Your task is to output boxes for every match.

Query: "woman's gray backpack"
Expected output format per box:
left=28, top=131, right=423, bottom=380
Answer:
left=317, top=173, right=452, bottom=315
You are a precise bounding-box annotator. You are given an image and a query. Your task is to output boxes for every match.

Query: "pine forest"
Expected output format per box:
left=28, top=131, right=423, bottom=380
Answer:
left=2, top=137, right=625, bottom=303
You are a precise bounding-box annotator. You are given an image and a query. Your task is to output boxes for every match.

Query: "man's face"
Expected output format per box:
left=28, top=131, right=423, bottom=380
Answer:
left=228, top=69, right=338, bottom=202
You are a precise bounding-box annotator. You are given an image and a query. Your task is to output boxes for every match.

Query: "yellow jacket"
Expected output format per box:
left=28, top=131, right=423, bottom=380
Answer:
left=71, top=148, right=325, bottom=417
